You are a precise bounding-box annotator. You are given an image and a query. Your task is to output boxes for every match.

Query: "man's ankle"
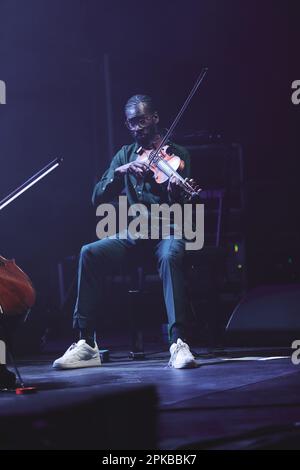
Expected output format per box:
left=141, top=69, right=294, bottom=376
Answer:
left=79, top=329, right=96, bottom=348
left=169, top=324, right=185, bottom=345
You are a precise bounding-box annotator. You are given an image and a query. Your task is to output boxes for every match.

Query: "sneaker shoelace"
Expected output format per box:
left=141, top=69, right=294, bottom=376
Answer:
left=63, top=342, right=80, bottom=357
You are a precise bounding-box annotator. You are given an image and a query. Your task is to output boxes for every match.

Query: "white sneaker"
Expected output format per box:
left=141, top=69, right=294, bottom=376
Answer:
left=169, top=338, right=197, bottom=369
left=52, top=340, right=101, bottom=370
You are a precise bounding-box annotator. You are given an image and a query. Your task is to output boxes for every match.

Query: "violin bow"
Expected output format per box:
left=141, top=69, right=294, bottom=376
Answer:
left=149, top=67, right=208, bottom=164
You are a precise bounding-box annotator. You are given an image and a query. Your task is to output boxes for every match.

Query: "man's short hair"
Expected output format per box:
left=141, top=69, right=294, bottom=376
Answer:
left=124, top=94, right=156, bottom=114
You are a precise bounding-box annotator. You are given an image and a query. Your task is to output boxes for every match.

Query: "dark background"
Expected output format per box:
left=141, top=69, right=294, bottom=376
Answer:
left=0, top=0, right=299, bottom=345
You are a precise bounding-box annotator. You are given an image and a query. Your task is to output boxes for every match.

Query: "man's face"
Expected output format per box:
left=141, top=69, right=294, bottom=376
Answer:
left=125, top=102, right=159, bottom=147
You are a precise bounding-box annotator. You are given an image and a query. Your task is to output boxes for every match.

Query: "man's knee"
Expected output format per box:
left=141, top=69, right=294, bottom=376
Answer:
left=80, top=243, right=94, bottom=260
left=79, top=240, right=106, bottom=263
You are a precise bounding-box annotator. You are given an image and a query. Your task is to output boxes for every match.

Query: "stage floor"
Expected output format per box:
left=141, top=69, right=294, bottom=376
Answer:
left=1, top=344, right=300, bottom=450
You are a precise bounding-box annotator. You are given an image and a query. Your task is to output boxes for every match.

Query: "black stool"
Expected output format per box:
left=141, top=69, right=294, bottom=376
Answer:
left=128, top=263, right=156, bottom=360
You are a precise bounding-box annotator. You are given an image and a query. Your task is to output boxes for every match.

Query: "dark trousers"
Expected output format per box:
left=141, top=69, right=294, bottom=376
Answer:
left=73, top=235, right=187, bottom=343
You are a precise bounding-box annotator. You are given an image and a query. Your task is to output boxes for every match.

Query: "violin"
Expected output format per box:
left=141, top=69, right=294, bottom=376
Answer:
left=0, top=255, right=36, bottom=317
left=136, top=143, right=201, bottom=200
left=136, top=67, right=208, bottom=200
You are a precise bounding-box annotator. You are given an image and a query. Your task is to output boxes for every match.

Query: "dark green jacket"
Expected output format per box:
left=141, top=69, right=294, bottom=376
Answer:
left=92, top=142, right=190, bottom=207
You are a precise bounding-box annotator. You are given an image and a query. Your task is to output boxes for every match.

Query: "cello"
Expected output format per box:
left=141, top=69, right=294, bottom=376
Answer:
left=0, top=254, right=36, bottom=317
left=0, top=157, right=62, bottom=390
left=0, top=255, right=36, bottom=390
left=0, top=158, right=62, bottom=317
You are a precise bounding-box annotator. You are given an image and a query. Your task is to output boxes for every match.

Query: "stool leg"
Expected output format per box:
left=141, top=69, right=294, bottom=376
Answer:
left=128, top=290, right=145, bottom=359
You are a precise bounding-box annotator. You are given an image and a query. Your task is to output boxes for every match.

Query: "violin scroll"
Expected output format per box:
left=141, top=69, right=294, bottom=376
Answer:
left=182, top=178, right=202, bottom=201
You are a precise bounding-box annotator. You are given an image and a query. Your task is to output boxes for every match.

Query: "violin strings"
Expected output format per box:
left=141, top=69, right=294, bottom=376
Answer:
left=154, top=156, right=196, bottom=195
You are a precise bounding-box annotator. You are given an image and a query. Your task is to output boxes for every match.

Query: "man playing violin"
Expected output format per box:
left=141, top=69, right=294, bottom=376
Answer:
left=53, top=95, right=197, bottom=370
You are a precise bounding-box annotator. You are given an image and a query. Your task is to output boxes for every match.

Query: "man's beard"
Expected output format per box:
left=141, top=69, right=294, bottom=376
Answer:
left=131, top=125, right=157, bottom=148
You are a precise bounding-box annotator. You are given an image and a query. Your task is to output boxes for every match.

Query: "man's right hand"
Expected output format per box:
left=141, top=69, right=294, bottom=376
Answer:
left=115, top=161, right=149, bottom=180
